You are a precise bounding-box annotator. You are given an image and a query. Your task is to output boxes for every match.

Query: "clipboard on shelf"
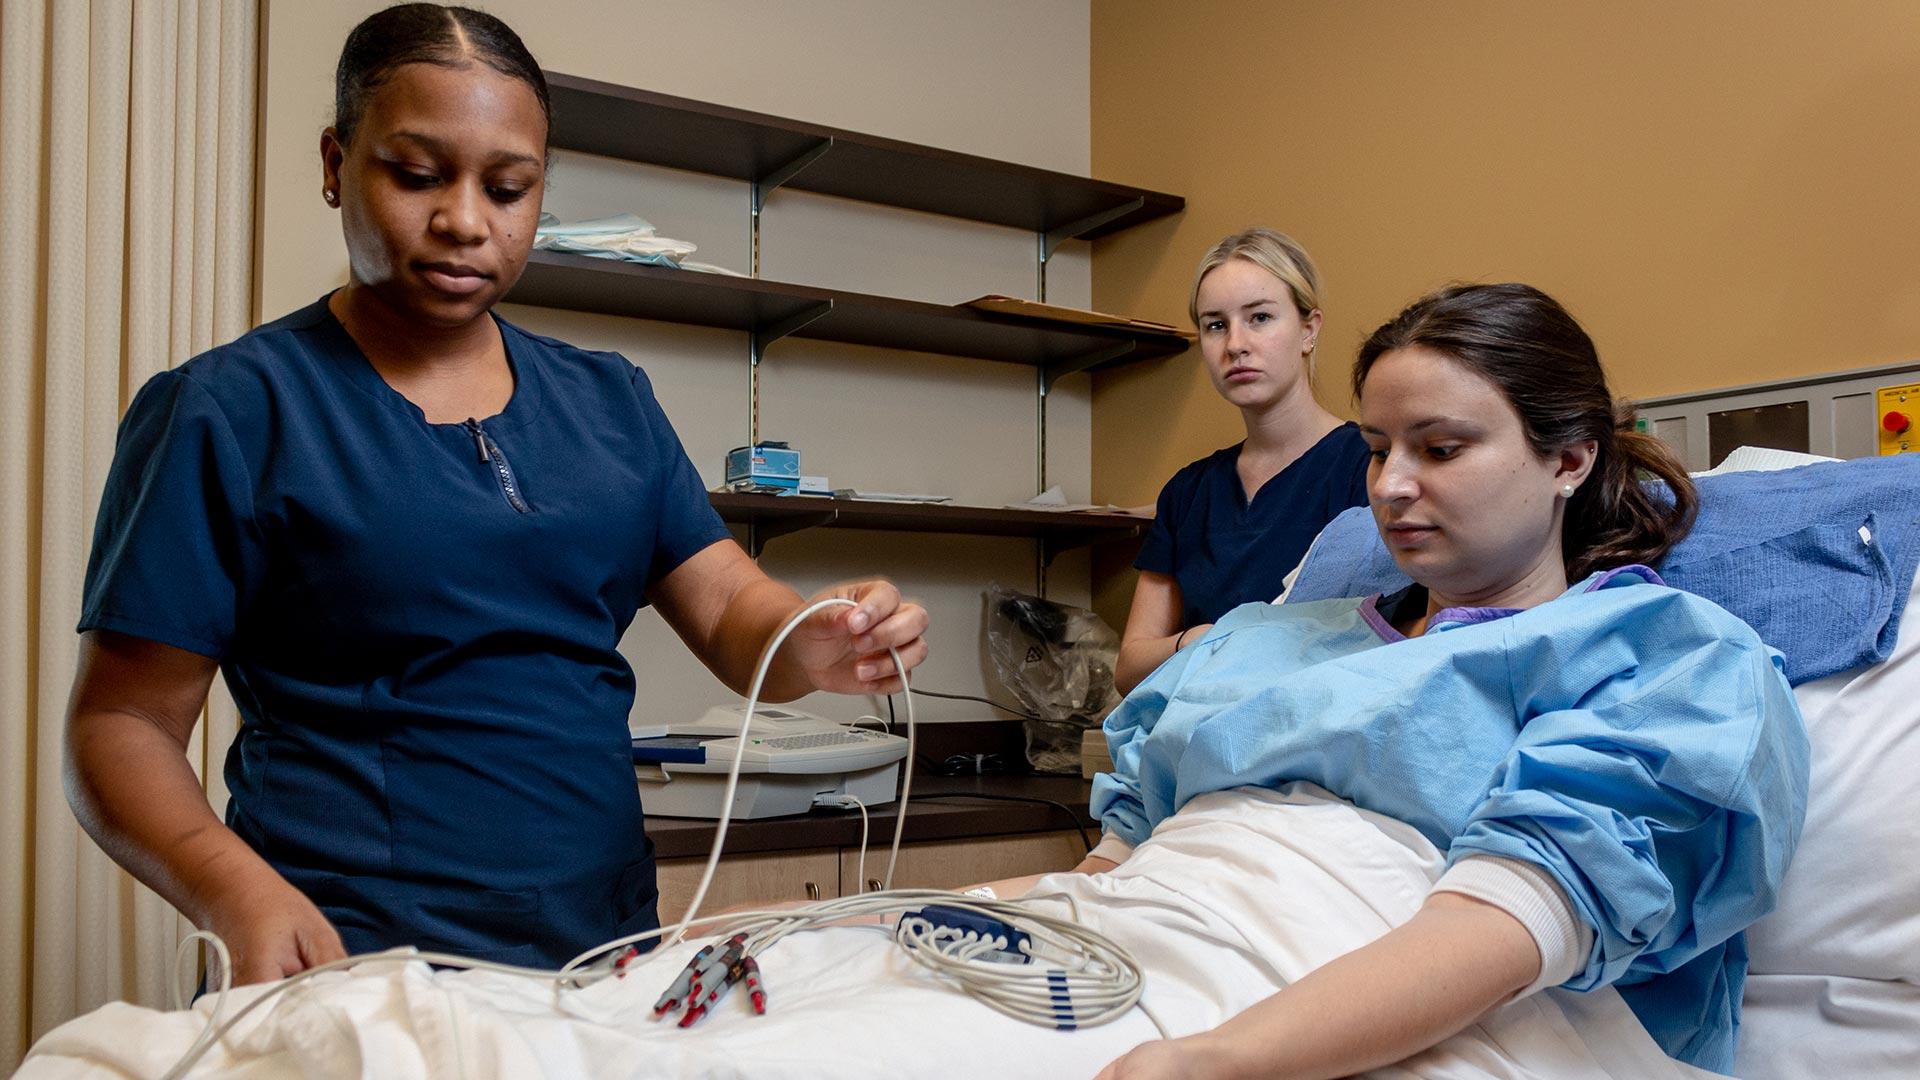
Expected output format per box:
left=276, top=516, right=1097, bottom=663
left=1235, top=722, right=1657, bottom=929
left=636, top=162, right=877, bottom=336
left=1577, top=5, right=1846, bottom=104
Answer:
left=960, top=295, right=1196, bottom=340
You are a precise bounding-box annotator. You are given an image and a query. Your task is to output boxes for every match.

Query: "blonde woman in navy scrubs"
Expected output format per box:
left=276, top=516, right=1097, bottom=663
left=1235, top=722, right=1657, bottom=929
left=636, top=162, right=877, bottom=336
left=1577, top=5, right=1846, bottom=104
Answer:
left=1113, top=229, right=1371, bottom=694
left=64, top=4, right=926, bottom=985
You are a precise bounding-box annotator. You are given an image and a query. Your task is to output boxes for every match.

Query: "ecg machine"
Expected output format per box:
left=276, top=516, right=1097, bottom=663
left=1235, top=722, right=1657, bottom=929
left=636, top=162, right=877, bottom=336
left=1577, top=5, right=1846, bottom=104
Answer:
left=630, top=703, right=909, bottom=819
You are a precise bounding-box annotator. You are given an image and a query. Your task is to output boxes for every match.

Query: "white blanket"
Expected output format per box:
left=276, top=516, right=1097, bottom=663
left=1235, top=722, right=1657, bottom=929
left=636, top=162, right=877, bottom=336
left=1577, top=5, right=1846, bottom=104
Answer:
left=20, top=785, right=1724, bottom=1079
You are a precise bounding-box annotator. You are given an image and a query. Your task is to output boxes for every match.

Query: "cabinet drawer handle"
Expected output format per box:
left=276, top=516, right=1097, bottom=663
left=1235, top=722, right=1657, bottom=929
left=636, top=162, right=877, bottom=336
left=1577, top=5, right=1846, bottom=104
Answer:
left=867, top=878, right=882, bottom=894
left=805, top=881, right=821, bottom=901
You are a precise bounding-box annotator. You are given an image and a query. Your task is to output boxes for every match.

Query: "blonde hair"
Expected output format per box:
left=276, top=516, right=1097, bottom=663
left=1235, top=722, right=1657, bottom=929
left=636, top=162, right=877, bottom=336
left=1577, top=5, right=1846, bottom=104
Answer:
left=1187, top=227, right=1323, bottom=327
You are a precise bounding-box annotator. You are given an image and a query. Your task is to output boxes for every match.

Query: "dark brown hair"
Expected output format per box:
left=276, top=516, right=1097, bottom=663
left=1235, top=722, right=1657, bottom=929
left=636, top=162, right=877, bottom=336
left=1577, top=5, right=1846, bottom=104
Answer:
left=334, top=4, right=550, bottom=154
left=1353, top=283, right=1696, bottom=579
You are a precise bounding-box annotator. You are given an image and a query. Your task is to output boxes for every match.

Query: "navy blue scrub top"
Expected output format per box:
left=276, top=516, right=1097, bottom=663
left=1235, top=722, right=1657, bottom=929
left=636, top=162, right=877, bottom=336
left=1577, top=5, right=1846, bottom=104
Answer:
left=1135, top=423, right=1372, bottom=628
left=79, top=297, right=730, bottom=966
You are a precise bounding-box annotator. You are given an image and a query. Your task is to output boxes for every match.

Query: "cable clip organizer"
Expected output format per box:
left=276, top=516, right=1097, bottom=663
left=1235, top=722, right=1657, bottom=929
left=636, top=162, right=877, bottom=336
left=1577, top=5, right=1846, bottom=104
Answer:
left=897, top=904, right=1032, bottom=965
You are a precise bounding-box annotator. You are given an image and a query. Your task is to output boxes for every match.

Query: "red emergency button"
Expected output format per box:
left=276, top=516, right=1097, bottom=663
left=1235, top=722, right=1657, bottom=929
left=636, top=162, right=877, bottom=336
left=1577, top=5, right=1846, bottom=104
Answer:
left=1885, top=411, right=1912, bottom=434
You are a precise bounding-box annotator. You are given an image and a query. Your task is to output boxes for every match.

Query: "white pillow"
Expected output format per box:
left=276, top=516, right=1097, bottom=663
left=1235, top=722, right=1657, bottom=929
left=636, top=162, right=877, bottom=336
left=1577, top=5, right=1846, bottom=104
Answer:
left=1745, top=565, right=1920, bottom=982
left=1697, top=448, right=1920, bottom=982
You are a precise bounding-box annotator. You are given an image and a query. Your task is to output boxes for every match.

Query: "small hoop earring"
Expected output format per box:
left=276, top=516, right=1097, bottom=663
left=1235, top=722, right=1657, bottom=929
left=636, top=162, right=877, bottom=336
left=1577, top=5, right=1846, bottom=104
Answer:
left=1561, top=483, right=1576, bottom=498
left=322, top=188, right=339, bottom=207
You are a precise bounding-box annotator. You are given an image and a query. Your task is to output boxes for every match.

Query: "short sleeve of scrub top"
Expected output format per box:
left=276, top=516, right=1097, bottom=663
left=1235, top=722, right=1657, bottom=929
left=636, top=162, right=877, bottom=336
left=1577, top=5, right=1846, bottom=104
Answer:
left=1135, top=421, right=1371, bottom=627
left=79, top=297, right=731, bottom=966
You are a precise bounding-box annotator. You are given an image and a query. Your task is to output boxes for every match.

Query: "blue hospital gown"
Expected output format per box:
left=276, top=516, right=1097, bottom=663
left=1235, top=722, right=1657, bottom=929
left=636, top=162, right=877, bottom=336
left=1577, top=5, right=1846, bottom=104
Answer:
left=1090, top=567, right=1810, bottom=1074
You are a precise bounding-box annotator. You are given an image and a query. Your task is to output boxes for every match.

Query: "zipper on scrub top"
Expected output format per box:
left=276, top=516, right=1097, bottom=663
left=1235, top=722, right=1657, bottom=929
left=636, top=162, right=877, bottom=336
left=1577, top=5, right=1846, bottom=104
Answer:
left=462, top=417, right=532, bottom=514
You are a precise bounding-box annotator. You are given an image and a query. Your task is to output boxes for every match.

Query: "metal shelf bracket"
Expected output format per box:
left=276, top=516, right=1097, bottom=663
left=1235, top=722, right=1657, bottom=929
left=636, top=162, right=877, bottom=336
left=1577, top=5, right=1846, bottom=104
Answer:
left=752, top=138, right=834, bottom=215
left=747, top=301, right=832, bottom=444
left=752, top=301, right=834, bottom=365
left=743, top=509, right=839, bottom=558
left=1041, top=197, right=1145, bottom=261
left=1040, top=522, right=1145, bottom=568
left=1042, top=341, right=1137, bottom=395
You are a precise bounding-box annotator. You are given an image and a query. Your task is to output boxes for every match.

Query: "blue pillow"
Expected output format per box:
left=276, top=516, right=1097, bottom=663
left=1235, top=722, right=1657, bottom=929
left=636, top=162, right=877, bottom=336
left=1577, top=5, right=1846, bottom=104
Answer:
left=1284, top=453, right=1920, bottom=685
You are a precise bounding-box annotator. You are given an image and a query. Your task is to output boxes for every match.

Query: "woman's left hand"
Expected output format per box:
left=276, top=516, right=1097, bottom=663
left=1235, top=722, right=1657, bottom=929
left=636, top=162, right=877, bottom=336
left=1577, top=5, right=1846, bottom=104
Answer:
left=1093, top=1034, right=1232, bottom=1080
left=785, top=580, right=930, bottom=695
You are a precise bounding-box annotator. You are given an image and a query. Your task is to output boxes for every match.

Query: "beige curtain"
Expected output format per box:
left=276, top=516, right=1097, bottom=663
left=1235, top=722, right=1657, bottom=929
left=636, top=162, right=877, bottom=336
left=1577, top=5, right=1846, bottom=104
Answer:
left=0, top=0, right=257, bottom=1067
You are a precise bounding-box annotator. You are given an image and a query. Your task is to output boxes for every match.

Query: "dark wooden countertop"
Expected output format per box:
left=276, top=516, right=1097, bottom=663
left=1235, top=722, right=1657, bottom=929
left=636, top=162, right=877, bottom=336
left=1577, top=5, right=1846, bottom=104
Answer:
left=644, top=774, right=1097, bottom=860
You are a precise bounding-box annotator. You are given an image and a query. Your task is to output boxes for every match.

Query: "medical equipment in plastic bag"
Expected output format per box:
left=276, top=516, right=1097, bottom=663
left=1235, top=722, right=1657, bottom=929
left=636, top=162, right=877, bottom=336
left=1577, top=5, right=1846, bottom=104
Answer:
left=985, top=583, right=1121, bottom=774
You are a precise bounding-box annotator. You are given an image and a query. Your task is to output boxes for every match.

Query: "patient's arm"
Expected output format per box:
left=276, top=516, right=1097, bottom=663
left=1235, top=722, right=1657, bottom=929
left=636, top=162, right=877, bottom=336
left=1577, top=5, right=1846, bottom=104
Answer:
left=1063, top=827, right=1132, bottom=876
left=966, top=840, right=1122, bottom=896
left=955, top=850, right=1115, bottom=899
left=1095, top=892, right=1538, bottom=1080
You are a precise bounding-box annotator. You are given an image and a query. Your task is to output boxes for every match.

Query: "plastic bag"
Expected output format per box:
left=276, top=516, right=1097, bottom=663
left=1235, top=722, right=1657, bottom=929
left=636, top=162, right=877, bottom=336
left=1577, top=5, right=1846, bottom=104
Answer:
left=985, top=583, right=1122, bottom=774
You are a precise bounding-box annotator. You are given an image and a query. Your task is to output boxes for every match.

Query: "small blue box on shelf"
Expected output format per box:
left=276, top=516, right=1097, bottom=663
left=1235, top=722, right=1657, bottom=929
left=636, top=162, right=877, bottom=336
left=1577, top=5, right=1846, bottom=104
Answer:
left=725, top=442, right=800, bottom=490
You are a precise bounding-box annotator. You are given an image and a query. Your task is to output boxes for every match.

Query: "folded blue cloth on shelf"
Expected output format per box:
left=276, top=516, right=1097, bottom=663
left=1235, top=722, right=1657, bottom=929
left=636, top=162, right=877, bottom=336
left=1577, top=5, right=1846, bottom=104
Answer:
left=1284, top=453, right=1920, bottom=685
left=533, top=212, right=697, bottom=266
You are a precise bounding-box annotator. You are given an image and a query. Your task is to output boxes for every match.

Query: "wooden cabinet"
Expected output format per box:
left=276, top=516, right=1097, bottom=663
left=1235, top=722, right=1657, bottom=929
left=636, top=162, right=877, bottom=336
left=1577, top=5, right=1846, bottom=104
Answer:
left=654, top=846, right=841, bottom=925
left=840, top=829, right=1084, bottom=895
left=654, top=829, right=1085, bottom=923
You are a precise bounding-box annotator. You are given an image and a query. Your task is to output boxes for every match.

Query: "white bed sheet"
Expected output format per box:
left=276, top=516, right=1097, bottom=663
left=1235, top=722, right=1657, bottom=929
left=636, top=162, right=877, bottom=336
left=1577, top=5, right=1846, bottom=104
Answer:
left=20, top=785, right=1722, bottom=1080
left=1734, top=974, right=1920, bottom=1080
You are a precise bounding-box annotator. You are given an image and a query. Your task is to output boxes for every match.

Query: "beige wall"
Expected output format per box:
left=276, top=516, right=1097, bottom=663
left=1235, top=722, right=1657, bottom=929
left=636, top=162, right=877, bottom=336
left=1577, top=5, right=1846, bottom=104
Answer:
left=258, top=0, right=1092, bottom=725
left=1089, top=0, right=1920, bottom=540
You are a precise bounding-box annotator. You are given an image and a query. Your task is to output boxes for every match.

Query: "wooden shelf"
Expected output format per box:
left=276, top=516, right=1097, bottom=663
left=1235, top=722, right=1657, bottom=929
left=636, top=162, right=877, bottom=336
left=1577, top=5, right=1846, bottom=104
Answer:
left=709, top=492, right=1149, bottom=561
left=508, top=251, right=1191, bottom=378
left=510, top=74, right=1186, bottom=561
left=547, top=73, right=1183, bottom=240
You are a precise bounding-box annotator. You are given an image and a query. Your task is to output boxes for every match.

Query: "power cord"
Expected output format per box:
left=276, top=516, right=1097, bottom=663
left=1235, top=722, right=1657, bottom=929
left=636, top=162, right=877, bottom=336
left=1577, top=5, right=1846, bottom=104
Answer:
left=907, top=687, right=1041, bottom=722
left=909, top=792, right=1093, bottom=854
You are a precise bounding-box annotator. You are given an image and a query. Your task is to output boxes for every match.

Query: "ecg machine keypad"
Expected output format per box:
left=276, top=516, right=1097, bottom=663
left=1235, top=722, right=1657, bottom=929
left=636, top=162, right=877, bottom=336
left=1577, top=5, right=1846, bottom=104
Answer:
left=759, top=732, right=876, bottom=750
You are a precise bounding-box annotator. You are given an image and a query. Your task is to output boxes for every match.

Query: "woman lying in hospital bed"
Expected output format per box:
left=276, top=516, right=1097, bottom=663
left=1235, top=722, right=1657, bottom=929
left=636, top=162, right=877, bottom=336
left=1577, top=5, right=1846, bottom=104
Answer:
left=20, top=283, right=1820, bottom=1079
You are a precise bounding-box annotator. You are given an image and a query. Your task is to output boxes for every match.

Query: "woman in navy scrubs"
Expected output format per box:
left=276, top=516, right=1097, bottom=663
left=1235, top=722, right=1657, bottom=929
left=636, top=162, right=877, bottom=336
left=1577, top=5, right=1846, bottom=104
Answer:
left=63, top=4, right=927, bottom=985
left=1113, top=229, right=1371, bottom=693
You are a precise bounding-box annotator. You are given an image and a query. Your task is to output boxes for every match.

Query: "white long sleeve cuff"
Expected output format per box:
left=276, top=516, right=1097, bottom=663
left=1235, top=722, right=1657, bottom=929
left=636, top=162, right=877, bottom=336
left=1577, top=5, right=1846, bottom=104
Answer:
left=1431, top=855, right=1593, bottom=999
left=1086, top=831, right=1135, bottom=865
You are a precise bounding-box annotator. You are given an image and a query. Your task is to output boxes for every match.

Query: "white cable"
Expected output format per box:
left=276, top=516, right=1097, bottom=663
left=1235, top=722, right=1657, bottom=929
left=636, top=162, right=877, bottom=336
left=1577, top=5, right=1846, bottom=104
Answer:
left=159, top=944, right=623, bottom=1079
left=637, top=595, right=915, bottom=954
left=159, top=893, right=1150, bottom=1076
left=807, top=791, right=869, bottom=890
left=162, top=598, right=905, bottom=1076
left=676, top=888, right=1148, bottom=1031
left=847, top=794, right=869, bottom=892
left=155, top=601, right=1155, bottom=1072
left=158, top=933, right=232, bottom=1080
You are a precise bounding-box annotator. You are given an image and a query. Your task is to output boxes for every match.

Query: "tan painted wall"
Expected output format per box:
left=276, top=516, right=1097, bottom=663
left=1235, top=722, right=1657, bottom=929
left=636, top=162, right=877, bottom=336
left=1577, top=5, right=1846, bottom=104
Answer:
left=1089, top=1, right=1920, bottom=595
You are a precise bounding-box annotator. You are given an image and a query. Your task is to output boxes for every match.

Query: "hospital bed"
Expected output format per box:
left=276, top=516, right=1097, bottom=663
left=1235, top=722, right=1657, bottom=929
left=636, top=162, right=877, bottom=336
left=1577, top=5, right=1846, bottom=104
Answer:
left=18, top=451, right=1920, bottom=1079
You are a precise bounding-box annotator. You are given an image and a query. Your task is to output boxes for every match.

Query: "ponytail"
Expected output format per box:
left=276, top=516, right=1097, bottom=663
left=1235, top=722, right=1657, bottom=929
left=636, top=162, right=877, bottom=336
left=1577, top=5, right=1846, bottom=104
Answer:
left=1564, top=405, right=1697, bottom=580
